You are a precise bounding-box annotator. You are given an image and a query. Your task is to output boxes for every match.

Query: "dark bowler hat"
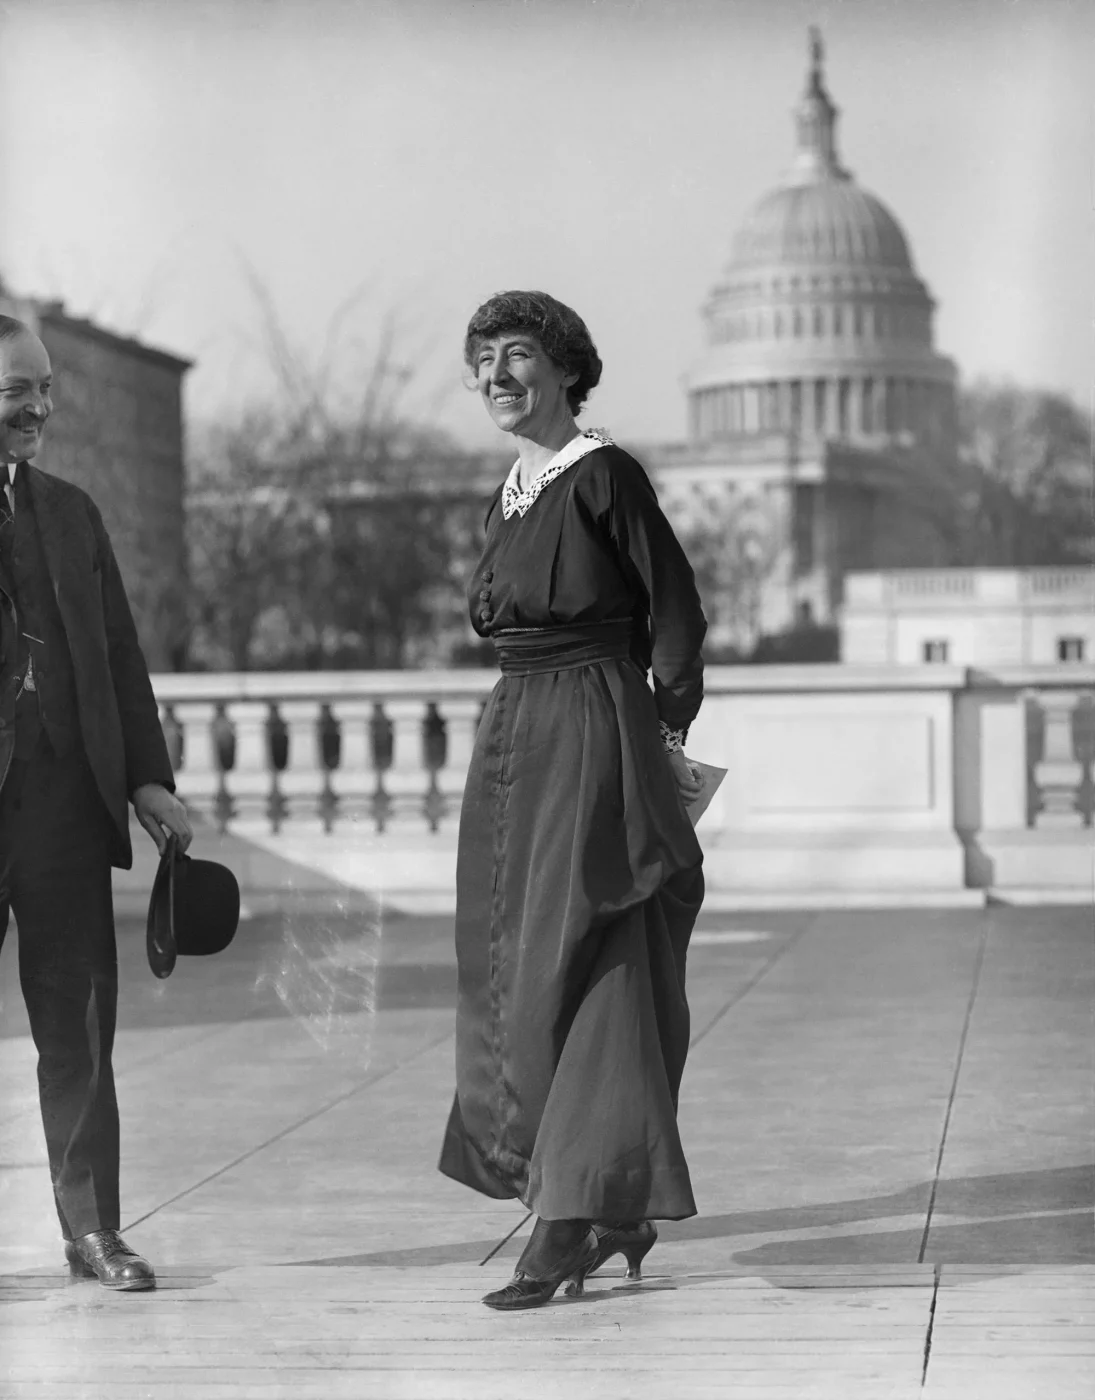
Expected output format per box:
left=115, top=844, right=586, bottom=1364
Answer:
left=146, top=834, right=241, bottom=979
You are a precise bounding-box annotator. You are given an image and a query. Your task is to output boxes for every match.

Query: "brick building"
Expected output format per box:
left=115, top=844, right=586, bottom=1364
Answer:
left=0, top=280, right=191, bottom=671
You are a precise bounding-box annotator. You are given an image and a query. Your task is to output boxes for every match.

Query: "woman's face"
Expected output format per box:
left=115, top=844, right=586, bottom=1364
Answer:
left=474, top=332, right=577, bottom=436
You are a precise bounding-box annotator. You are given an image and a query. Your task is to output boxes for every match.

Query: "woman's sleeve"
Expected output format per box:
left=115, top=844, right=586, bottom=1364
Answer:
left=596, top=451, right=707, bottom=743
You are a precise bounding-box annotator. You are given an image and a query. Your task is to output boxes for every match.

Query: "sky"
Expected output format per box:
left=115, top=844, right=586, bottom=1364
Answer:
left=0, top=0, right=1091, bottom=450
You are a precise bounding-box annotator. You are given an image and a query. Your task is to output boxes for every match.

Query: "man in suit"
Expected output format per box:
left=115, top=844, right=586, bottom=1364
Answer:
left=0, top=313, right=192, bottom=1290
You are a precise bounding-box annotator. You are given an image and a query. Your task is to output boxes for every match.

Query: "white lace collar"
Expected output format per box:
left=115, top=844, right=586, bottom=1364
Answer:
left=501, top=428, right=614, bottom=519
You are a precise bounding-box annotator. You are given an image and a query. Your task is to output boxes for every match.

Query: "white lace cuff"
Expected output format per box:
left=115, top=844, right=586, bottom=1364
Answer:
left=659, top=721, right=687, bottom=753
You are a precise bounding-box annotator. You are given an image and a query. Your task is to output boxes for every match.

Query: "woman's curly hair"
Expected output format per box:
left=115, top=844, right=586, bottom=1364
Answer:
left=464, top=290, right=603, bottom=416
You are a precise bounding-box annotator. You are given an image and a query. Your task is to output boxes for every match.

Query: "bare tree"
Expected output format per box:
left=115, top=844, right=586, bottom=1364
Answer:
left=677, top=495, right=779, bottom=656
left=954, top=382, right=1092, bottom=566
left=186, top=413, right=326, bottom=670
left=185, top=286, right=489, bottom=670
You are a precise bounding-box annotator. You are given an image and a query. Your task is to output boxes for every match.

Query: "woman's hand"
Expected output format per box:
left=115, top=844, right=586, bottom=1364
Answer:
left=667, top=748, right=705, bottom=806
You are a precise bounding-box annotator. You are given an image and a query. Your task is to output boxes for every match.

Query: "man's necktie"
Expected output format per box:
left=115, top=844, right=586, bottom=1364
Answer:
left=0, top=472, right=35, bottom=695
left=0, top=475, right=13, bottom=565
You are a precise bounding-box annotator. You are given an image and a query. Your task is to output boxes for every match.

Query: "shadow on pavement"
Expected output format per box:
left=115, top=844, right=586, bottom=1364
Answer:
left=285, top=1163, right=1094, bottom=1275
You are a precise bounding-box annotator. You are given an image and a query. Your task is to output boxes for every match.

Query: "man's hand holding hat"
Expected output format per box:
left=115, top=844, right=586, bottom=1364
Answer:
left=133, top=783, right=193, bottom=855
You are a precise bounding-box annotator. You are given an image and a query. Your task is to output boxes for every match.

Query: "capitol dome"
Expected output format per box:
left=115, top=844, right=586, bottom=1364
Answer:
left=730, top=183, right=913, bottom=272
left=687, top=32, right=956, bottom=451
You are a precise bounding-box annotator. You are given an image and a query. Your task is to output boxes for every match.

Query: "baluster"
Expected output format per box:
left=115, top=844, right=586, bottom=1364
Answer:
left=224, top=700, right=274, bottom=827
left=317, top=704, right=340, bottom=833
left=211, top=705, right=235, bottom=830
left=169, top=701, right=220, bottom=822
left=328, top=698, right=373, bottom=830
left=385, top=699, right=429, bottom=827
left=423, top=702, right=447, bottom=832
left=1032, top=691, right=1084, bottom=828
left=278, top=698, right=324, bottom=825
left=436, top=696, right=484, bottom=820
left=159, top=704, right=183, bottom=772
left=267, top=705, right=288, bottom=832
left=370, top=702, right=394, bottom=833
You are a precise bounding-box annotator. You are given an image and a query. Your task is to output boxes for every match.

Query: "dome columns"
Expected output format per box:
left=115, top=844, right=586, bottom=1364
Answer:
left=688, top=369, right=955, bottom=447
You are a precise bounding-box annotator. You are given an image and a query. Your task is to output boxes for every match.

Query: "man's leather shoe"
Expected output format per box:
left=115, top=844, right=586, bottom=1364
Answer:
left=65, top=1230, right=156, bottom=1291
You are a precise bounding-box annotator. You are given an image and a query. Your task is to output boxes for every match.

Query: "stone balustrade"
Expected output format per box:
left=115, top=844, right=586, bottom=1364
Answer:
left=155, top=671, right=494, bottom=836
left=152, top=664, right=1095, bottom=903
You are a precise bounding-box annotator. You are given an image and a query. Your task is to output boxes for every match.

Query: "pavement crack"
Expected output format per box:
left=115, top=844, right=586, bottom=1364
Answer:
left=690, top=918, right=816, bottom=1048
left=920, top=1263, right=941, bottom=1389
left=122, top=1027, right=454, bottom=1231
left=918, top=916, right=990, bottom=1263
left=478, top=1210, right=533, bottom=1266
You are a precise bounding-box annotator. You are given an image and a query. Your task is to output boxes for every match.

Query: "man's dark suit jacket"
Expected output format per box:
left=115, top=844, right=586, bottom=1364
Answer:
left=0, top=463, right=174, bottom=869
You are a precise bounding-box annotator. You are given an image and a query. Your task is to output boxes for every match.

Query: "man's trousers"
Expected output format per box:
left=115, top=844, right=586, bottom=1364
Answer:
left=0, top=735, right=121, bottom=1240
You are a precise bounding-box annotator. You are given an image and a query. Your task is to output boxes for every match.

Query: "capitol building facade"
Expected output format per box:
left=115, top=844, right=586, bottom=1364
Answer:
left=654, top=34, right=960, bottom=648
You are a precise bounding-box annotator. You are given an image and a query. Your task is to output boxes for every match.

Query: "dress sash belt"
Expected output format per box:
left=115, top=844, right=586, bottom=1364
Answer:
left=492, top=620, right=634, bottom=676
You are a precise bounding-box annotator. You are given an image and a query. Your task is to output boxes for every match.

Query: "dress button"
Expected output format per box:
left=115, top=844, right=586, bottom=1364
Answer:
left=483, top=569, right=494, bottom=583
left=479, top=608, right=493, bottom=625
left=479, top=588, right=491, bottom=602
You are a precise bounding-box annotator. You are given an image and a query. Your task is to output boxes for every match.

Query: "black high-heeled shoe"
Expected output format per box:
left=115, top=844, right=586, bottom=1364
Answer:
left=482, top=1220, right=599, bottom=1311
left=565, top=1220, right=657, bottom=1295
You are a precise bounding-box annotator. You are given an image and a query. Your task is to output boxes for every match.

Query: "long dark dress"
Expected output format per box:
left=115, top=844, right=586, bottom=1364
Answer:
left=438, top=434, right=707, bottom=1223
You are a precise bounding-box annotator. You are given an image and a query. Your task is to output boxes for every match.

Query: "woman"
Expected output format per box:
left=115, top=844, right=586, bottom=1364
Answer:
left=438, top=290, right=707, bottom=1310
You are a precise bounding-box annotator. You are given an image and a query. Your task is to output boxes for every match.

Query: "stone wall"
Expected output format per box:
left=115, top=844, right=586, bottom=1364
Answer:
left=145, top=663, right=1095, bottom=905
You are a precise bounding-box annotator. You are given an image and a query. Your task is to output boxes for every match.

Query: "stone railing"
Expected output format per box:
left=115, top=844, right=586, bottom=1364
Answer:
left=845, top=566, right=1094, bottom=609
left=952, top=667, right=1095, bottom=897
left=1023, top=568, right=1094, bottom=599
left=152, top=664, right=1095, bottom=900
left=154, top=672, right=495, bottom=836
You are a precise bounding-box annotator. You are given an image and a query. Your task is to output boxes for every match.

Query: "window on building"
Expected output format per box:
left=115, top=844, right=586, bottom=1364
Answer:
left=1057, top=636, right=1086, bottom=662
left=922, top=640, right=950, bottom=663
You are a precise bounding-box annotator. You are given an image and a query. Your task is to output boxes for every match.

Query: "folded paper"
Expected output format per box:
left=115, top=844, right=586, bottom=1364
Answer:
left=685, top=760, right=727, bottom=827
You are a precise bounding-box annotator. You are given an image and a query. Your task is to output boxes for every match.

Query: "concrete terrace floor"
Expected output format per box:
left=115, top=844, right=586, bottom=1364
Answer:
left=0, top=835, right=1092, bottom=1398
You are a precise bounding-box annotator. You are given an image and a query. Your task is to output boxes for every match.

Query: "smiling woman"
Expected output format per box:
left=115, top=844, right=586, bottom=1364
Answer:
left=439, top=290, right=709, bottom=1312
left=467, top=291, right=603, bottom=452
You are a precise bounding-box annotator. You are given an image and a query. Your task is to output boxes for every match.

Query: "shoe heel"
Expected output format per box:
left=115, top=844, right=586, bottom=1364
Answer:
left=623, top=1236, right=656, bottom=1281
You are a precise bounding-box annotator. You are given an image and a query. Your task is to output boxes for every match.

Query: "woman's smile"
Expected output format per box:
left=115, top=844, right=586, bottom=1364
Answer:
left=476, top=333, right=576, bottom=441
